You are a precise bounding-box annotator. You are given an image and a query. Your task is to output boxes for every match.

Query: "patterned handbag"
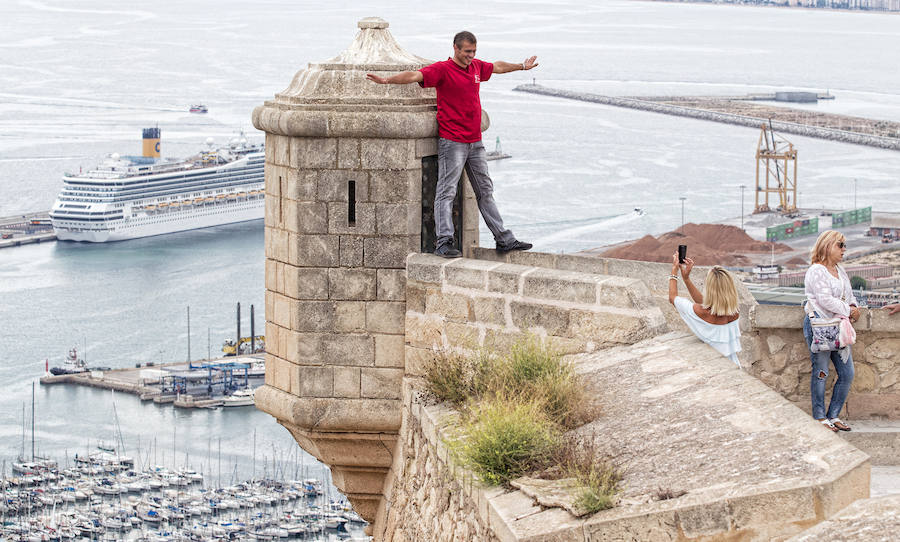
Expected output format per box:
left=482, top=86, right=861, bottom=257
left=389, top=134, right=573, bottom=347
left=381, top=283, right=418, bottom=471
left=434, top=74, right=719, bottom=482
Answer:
left=808, top=314, right=842, bottom=353
left=806, top=275, right=855, bottom=353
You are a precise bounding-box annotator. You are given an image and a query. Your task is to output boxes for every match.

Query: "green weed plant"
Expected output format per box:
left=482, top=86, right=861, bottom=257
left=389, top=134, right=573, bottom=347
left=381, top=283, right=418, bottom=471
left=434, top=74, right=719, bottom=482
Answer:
left=454, top=398, right=559, bottom=485
left=423, top=335, right=621, bottom=512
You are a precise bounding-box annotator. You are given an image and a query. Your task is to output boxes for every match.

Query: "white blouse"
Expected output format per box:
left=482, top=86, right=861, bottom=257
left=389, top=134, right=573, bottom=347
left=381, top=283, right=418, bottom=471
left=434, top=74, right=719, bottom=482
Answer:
left=804, top=264, right=858, bottom=319
left=674, top=296, right=742, bottom=368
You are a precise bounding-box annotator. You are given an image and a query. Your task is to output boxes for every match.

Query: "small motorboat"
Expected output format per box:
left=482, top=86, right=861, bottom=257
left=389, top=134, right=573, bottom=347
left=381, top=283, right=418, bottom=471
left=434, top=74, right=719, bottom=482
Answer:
left=221, top=388, right=255, bottom=407
left=189, top=104, right=208, bottom=114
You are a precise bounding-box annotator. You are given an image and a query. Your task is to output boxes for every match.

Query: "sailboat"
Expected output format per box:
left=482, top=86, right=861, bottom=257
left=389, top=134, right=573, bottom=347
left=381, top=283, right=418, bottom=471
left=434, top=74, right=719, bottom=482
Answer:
left=485, top=136, right=512, bottom=161
left=12, top=384, right=58, bottom=476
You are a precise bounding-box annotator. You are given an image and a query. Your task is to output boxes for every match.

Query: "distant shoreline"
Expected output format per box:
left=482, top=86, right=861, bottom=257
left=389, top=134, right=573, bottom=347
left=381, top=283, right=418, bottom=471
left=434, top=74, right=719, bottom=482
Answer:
left=640, top=0, right=900, bottom=15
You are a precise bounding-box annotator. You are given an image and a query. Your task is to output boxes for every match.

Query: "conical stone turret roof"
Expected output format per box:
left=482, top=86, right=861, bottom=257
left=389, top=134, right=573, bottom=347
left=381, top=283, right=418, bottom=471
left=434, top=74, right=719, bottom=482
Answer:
left=253, top=17, right=438, bottom=138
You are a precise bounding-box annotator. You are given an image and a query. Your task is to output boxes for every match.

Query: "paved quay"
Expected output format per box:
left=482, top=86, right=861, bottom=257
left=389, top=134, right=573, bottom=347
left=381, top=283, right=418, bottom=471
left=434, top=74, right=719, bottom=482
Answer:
left=39, top=355, right=263, bottom=409
left=0, top=210, right=55, bottom=249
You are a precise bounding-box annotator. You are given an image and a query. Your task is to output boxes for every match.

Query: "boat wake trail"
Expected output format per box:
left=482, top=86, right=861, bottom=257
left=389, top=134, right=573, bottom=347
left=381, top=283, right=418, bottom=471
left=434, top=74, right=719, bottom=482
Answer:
left=532, top=209, right=646, bottom=247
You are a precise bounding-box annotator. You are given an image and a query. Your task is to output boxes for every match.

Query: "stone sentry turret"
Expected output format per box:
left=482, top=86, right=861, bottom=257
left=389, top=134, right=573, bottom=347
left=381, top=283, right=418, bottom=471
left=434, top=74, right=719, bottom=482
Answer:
left=252, top=18, right=478, bottom=523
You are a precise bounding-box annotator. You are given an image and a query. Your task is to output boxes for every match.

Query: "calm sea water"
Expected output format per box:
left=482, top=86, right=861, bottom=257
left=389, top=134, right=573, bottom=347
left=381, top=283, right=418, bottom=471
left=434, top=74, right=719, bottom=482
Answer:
left=1, top=0, right=899, bottom=496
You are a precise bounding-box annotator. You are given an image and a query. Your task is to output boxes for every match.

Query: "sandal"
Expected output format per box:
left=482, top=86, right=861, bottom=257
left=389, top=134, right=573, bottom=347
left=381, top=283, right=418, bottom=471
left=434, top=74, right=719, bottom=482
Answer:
left=829, top=418, right=851, bottom=432
left=818, top=418, right=838, bottom=432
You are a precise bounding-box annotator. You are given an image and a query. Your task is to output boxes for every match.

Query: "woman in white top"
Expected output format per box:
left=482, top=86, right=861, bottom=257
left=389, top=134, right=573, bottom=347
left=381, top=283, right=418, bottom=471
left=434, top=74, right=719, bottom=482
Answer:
left=803, top=230, right=859, bottom=433
left=668, top=254, right=742, bottom=367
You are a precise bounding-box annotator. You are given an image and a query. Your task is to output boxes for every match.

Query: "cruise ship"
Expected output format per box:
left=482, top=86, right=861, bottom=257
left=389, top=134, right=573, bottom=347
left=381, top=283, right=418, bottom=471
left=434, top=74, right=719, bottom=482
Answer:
left=50, top=128, right=265, bottom=242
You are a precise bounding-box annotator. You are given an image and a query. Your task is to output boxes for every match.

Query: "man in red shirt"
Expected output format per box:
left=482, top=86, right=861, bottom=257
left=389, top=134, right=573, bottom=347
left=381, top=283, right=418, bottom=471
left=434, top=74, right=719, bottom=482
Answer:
left=367, top=31, right=538, bottom=258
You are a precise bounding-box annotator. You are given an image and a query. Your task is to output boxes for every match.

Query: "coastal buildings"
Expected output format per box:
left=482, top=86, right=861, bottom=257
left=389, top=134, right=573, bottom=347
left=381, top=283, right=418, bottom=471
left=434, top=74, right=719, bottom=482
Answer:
left=659, top=0, right=900, bottom=11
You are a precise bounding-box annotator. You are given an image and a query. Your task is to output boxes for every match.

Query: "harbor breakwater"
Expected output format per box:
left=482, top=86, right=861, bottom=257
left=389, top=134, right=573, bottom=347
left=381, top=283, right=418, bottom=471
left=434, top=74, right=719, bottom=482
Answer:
left=514, top=84, right=900, bottom=151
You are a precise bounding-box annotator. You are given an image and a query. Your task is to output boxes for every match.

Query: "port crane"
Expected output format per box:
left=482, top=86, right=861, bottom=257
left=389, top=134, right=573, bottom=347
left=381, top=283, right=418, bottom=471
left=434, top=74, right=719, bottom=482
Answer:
left=754, top=121, right=798, bottom=214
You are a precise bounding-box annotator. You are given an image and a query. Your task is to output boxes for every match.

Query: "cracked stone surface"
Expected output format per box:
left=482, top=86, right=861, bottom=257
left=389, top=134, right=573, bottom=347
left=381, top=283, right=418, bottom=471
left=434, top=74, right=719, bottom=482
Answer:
left=570, top=331, right=861, bottom=505
left=511, top=477, right=589, bottom=517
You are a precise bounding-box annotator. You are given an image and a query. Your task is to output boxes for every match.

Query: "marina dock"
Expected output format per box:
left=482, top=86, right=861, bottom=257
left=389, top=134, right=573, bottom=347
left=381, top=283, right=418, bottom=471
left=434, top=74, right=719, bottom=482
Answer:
left=39, top=355, right=265, bottom=409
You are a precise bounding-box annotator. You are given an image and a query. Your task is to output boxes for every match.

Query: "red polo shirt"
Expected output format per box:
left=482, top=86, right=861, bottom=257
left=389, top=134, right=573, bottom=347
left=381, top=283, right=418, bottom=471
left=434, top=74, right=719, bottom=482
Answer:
left=419, top=58, right=493, bottom=143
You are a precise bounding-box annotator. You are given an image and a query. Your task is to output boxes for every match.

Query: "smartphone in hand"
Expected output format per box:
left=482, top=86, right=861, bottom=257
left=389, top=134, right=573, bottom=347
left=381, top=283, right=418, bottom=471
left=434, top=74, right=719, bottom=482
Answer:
left=678, top=245, right=687, bottom=264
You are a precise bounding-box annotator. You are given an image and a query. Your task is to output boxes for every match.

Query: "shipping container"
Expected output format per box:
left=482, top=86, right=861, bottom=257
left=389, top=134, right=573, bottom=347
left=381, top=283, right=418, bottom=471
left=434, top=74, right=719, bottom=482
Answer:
left=766, top=217, right=819, bottom=242
left=832, top=206, right=872, bottom=228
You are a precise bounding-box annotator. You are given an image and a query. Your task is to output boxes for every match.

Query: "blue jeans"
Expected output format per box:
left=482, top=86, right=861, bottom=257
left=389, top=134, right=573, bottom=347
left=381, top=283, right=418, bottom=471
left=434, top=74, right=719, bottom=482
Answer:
left=803, top=314, right=854, bottom=420
left=435, top=138, right=515, bottom=249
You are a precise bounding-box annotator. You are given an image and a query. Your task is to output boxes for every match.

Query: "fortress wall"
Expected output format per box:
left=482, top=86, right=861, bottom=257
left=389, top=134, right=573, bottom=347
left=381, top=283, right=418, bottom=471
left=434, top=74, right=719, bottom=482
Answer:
left=374, top=384, right=501, bottom=542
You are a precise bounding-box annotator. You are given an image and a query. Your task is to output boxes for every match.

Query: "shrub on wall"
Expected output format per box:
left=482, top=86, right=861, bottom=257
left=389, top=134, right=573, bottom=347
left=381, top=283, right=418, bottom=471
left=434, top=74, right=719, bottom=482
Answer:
left=424, top=335, right=620, bottom=512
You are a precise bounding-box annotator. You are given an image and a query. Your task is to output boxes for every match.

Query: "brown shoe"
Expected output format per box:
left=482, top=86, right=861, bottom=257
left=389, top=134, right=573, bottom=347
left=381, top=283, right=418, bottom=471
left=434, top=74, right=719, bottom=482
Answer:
left=818, top=418, right=838, bottom=432
left=829, top=418, right=851, bottom=432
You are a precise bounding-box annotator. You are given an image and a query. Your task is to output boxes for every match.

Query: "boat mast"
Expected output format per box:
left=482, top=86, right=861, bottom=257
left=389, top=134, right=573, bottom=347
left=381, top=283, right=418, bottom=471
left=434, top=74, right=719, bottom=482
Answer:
left=20, top=403, right=25, bottom=460
left=31, top=382, right=35, bottom=460
left=187, top=305, right=191, bottom=362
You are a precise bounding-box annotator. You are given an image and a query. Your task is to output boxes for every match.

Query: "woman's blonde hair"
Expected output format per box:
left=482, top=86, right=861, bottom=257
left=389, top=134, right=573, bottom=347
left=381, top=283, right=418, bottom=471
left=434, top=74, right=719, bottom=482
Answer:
left=810, top=230, right=845, bottom=265
left=703, top=266, right=739, bottom=317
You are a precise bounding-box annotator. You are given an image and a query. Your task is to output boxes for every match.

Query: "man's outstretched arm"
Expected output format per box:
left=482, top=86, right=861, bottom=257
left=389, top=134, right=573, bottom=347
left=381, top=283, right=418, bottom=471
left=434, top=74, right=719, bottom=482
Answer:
left=492, top=56, right=539, bottom=74
left=367, top=71, right=424, bottom=85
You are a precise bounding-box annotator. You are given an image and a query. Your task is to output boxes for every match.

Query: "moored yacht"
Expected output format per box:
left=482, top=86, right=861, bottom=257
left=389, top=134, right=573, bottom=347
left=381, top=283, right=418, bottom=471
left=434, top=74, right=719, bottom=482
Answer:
left=221, top=387, right=255, bottom=407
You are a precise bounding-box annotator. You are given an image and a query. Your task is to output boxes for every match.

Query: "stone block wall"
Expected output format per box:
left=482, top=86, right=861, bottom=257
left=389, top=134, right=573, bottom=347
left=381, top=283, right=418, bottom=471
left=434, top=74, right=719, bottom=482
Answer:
left=374, top=384, right=500, bottom=542
left=403, top=254, right=668, bottom=373
left=744, top=304, right=900, bottom=419
left=262, top=132, right=422, bottom=409
left=471, top=248, right=757, bottom=339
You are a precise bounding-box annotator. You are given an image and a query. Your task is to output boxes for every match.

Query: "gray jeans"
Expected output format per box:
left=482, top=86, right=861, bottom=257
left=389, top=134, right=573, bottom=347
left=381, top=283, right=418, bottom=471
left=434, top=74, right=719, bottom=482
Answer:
left=435, top=138, right=515, bottom=249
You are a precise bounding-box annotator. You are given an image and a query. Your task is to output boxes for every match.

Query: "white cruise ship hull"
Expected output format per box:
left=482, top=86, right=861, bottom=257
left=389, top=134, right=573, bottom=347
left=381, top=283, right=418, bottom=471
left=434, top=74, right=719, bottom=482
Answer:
left=50, top=142, right=265, bottom=244
left=55, top=198, right=263, bottom=242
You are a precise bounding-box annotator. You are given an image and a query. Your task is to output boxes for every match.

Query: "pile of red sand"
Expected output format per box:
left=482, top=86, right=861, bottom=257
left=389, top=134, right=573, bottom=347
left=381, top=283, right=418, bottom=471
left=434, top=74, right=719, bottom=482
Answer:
left=602, top=223, right=792, bottom=266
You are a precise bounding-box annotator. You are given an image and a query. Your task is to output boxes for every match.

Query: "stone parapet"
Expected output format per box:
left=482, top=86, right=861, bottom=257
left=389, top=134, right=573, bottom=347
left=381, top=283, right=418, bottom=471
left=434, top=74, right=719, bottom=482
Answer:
left=405, top=254, right=668, bottom=365
left=472, top=247, right=757, bottom=334
left=744, top=304, right=900, bottom=419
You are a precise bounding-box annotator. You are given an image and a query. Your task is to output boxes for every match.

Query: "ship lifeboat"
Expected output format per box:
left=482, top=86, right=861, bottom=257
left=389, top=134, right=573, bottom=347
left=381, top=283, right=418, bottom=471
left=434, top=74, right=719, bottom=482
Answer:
left=181, top=200, right=193, bottom=207
left=225, top=193, right=237, bottom=200
left=215, top=194, right=226, bottom=200
left=158, top=202, right=169, bottom=208
left=236, top=192, right=247, bottom=198
left=145, top=205, right=157, bottom=211
left=193, top=198, right=204, bottom=204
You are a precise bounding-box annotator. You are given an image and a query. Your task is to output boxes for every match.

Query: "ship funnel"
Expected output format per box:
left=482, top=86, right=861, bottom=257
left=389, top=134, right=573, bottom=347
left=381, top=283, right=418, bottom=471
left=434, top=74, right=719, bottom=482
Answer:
left=142, top=127, right=161, bottom=158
